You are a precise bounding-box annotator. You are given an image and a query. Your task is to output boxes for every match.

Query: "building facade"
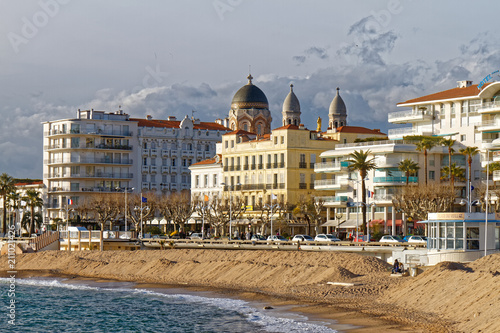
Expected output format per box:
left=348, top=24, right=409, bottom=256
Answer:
left=43, top=109, right=229, bottom=223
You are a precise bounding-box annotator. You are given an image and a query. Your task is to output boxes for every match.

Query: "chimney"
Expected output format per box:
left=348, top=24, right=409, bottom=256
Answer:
left=146, top=115, right=153, bottom=120
left=167, top=116, right=177, bottom=121
left=299, top=123, right=305, bottom=130
left=457, top=80, right=473, bottom=88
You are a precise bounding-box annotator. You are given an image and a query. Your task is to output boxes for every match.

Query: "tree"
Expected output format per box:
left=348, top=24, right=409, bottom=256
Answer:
left=345, top=150, right=377, bottom=233
left=158, top=194, right=175, bottom=234
left=21, top=211, right=43, bottom=235
left=6, top=191, right=20, bottom=229
left=397, top=159, right=420, bottom=186
left=415, top=138, right=439, bottom=185
left=0, top=173, right=15, bottom=234
left=89, top=193, right=120, bottom=232
left=169, top=192, right=193, bottom=233
left=440, top=138, right=455, bottom=182
left=440, top=163, right=465, bottom=191
left=392, top=184, right=456, bottom=221
left=22, top=189, right=43, bottom=235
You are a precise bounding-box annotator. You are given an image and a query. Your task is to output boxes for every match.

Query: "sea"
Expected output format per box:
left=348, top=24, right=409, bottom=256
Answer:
left=0, top=277, right=339, bottom=333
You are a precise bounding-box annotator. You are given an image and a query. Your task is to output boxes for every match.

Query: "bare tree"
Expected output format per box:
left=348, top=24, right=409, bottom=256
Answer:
left=392, top=184, right=456, bottom=221
left=88, top=193, right=120, bottom=231
left=157, top=194, right=175, bottom=234
left=170, top=192, right=193, bottom=233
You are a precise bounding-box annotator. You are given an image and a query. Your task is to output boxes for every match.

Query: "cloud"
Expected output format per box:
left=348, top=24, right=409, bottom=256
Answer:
left=293, top=46, right=329, bottom=65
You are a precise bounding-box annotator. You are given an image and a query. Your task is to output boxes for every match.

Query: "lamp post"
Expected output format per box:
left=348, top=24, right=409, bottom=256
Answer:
left=134, top=193, right=149, bottom=239
left=124, top=187, right=134, bottom=234
left=60, top=206, right=74, bottom=251
left=485, top=149, right=489, bottom=257
left=335, top=213, right=343, bottom=235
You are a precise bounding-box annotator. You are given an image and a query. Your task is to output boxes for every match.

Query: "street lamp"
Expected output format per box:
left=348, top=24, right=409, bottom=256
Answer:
left=124, top=187, right=134, bottom=234
left=134, top=192, right=150, bottom=239
left=60, top=205, right=74, bottom=251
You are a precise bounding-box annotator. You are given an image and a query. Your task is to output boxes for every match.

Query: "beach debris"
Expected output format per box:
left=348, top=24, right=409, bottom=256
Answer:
left=263, top=306, right=273, bottom=310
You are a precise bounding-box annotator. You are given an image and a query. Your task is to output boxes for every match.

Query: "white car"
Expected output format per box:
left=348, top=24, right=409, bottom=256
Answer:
left=314, top=234, right=341, bottom=242
left=292, top=235, right=314, bottom=242
left=407, top=235, right=427, bottom=244
left=267, top=235, right=287, bottom=242
left=379, top=235, right=404, bottom=243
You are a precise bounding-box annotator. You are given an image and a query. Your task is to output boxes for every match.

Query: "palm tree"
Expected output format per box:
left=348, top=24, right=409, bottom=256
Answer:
left=459, top=146, right=479, bottom=209
left=22, top=189, right=43, bottom=235
left=415, top=138, right=439, bottom=185
left=398, top=159, right=420, bottom=186
left=345, top=150, right=377, bottom=234
left=441, top=138, right=455, bottom=182
left=440, top=162, right=465, bottom=191
left=0, top=173, right=15, bottom=234
left=6, top=192, right=20, bottom=231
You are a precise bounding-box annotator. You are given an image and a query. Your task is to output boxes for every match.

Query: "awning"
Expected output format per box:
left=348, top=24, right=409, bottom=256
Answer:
left=337, top=219, right=363, bottom=229
left=321, top=220, right=343, bottom=227
left=369, top=219, right=402, bottom=227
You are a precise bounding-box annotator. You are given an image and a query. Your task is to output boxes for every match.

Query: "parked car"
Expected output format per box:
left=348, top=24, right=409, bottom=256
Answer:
left=314, top=234, right=341, bottom=242
left=267, top=235, right=287, bottom=242
left=189, top=233, right=203, bottom=240
left=292, top=235, right=314, bottom=242
left=251, top=234, right=266, bottom=241
left=379, top=235, right=404, bottom=243
left=406, top=235, right=427, bottom=244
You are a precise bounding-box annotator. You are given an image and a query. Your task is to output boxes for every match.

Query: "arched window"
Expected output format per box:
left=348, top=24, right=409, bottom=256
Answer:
left=340, top=121, right=344, bottom=127
left=257, top=124, right=262, bottom=135
left=334, top=121, right=338, bottom=128
left=288, top=119, right=292, bottom=125
left=294, top=119, right=298, bottom=126
left=243, top=123, right=248, bottom=131
left=231, top=123, right=235, bottom=130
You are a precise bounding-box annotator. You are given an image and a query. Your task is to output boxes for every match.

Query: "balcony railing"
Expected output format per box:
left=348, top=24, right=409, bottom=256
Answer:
left=314, top=161, right=349, bottom=173
left=45, top=129, right=132, bottom=136
left=477, top=100, right=500, bottom=113
left=373, top=176, right=417, bottom=184
left=48, top=173, right=133, bottom=179
left=317, top=196, right=349, bottom=203
left=299, top=162, right=307, bottom=168
left=314, top=179, right=349, bottom=190
left=45, top=158, right=133, bottom=165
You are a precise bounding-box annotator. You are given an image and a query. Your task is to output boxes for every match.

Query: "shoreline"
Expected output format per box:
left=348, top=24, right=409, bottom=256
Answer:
left=3, top=270, right=411, bottom=333
left=0, top=249, right=458, bottom=332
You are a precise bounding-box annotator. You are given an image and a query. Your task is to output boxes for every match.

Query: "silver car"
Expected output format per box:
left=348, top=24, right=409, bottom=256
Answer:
left=314, top=234, right=341, bottom=242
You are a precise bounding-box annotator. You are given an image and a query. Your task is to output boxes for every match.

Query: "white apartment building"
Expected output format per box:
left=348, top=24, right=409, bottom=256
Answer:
left=317, top=80, right=500, bottom=235
left=189, top=155, right=223, bottom=202
left=43, top=109, right=229, bottom=223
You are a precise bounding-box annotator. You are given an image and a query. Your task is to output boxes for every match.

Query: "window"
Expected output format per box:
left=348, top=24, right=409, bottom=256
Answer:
left=195, top=175, right=200, bottom=187
left=171, top=175, right=176, bottom=183
left=231, top=140, right=234, bottom=148
left=151, top=158, right=156, bottom=166
left=243, top=123, right=248, bottom=131
left=205, top=144, right=210, bottom=151
left=162, top=175, right=168, bottom=183
left=172, top=158, right=176, bottom=166
left=225, top=141, right=228, bottom=148
left=71, top=137, right=80, bottom=148
left=204, top=175, right=208, bottom=187
left=162, top=158, right=168, bottom=166
left=461, top=134, right=466, bottom=142
left=151, top=175, right=156, bottom=183
left=274, top=136, right=278, bottom=144
left=429, top=170, right=435, bottom=180
left=182, top=159, right=187, bottom=167
left=213, top=174, right=218, bottom=186
left=257, top=124, right=262, bottom=135
left=143, top=158, right=148, bottom=166
left=281, top=136, right=284, bottom=144
left=142, top=174, right=147, bottom=182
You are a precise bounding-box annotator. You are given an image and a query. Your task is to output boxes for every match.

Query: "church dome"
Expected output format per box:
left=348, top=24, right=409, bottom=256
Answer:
left=282, top=84, right=300, bottom=113
left=231, top=75, right=269, bottom=109
left=329, top=87, right=346, bottom=115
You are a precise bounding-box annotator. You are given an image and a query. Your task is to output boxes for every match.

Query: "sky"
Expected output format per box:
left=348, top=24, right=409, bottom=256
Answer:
left=2, top=0, right=500, bottom=178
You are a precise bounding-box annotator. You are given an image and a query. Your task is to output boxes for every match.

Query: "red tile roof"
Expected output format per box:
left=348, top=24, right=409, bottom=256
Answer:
left=335, top=126, right=387, bottom=135
left=15, top=181, right=43, bottom=186
left=131, top=118, right=230, bottom=131
left=190, top=155, right=221, bottom=166
left=398, top=83, right=489, bottom=105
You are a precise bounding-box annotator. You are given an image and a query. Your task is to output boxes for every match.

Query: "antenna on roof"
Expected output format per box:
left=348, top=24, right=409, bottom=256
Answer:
left=191, top=109, right=196, bottom=119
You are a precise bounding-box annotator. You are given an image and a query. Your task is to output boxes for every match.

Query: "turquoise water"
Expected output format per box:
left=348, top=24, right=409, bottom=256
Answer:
left=0, top=278, right=338, bottom=332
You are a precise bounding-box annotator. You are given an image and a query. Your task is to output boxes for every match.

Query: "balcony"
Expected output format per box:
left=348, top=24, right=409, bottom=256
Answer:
left=388, top=109, right=434, bottom=124
left=45, top=129, right=132, bottom=137
left=161, top=166, right=170, bottom=173
left=299, top=162, right=307, bottom=169
left=318, top=196, right=349, bottom=206
left=142, top=149, right=150, bottom=156
left=49, top=172, right=133, bottom=179
left=373, top=194, right=395, bottom=203
left=45, top=158, right=133, bottom=165
left=150, top=149, right=158, bottom=156
left=313, top=179, right=349, bottom=190
left=258, top=163, right=263, bottom=169
left=314, top=161, right=349, bottom=173
left=476, top=119, right=500, bottom=132
left=299, top=183, right=307, bottom=189
left=150, top=166, right=158, bottom=173
left=478, top=100, right=500, bottom=114
left=171, top=150, right=178, bottom=156
left=150, top=183, right=158, bottom=190
left=160, top=183, right=169, bottom=191
left=373, top=176, right=417, bottom=185
left=374, top=158, right=403, bottom=168
left=243, top=165, right=249, bottom=170
left=161, top=150, right=169, bottom=157
left=142, top=182, right=149, bottom=189
left=387, top=127, right=433, bottom=140
left=142, top=165, right=150, bottom=173
left=251, top=164, right=256, bottom=170
left=279, top=162, right=285, bottom=168
left=266, top=163, right=272, bottom=169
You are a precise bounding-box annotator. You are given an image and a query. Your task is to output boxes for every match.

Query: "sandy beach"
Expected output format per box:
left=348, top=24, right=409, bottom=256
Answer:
left=2, top=249, right=499, bottom=332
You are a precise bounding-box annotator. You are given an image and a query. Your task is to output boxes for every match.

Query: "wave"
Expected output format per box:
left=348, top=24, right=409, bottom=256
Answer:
left=1, top=277, right=337, bottom=333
